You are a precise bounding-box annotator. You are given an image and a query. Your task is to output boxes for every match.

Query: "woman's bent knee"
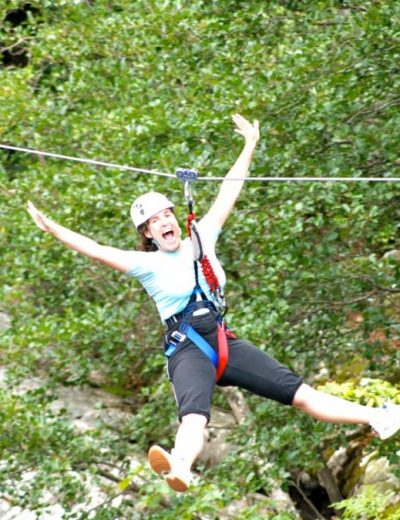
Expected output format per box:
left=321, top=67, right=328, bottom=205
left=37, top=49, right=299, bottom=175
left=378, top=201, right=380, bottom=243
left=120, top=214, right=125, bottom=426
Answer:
left=292, top=383, right=315, bottom=409
left=181, top=413, right=208, bottom=428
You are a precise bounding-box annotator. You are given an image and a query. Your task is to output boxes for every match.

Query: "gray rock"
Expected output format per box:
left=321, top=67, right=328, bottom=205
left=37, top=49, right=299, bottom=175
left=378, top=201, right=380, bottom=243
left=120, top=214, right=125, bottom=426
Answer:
left=0, top=312, right=11, bottom=330
left=358, top=455, right=400, bottom=495
left=383, top=250, right=400, bottom=262
left=49, top=384, right=133, bottom=432
left=200, top=407, right=236, bottom=465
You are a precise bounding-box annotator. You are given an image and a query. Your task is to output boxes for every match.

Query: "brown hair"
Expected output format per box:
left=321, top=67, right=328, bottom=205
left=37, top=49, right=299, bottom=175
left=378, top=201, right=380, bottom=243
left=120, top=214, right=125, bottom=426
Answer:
left=137, top=222, right=158, bottom=252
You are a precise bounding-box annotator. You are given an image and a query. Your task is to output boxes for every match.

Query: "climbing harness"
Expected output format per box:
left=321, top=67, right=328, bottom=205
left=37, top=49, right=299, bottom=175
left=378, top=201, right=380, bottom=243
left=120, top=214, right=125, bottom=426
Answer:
left=164, top=285, right=235, bottom=381
left=163, top=169, right=235, bottom=381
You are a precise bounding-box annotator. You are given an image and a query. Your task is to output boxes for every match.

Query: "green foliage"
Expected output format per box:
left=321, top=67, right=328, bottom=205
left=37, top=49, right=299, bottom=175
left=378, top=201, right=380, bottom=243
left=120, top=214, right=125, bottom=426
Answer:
left=0, top=386, right=95, bottom=510
left=319, top=378, right=400, bottom=407
left=1, top=0, right=400, bottom=516
left=334, top=486, right=400, bottom=520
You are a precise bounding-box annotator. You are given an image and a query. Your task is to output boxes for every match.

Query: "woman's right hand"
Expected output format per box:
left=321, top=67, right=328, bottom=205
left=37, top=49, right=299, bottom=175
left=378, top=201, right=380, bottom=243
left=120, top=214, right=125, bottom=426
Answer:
left=27, top=200, right=137, bottom=272
left=27, top=200, right=53, bottom=233
left=232, top=113, right=260, bottom=146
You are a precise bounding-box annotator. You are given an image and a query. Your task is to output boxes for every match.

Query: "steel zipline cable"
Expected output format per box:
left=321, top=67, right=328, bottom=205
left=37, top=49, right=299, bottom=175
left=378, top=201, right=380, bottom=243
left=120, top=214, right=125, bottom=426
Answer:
left=1, top=143, right=400, bottom=183
left=0, top=144, right=175, bottom=179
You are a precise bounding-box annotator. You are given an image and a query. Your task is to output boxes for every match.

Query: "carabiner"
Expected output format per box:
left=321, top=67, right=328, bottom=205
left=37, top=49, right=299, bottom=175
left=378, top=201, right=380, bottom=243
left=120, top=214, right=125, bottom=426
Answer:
left=176, top=168, right=198, bottom=208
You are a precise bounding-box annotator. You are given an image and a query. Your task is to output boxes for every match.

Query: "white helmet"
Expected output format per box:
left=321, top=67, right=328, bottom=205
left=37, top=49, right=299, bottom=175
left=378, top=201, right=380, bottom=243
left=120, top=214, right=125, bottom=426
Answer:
left=130, top=192, right=175, bottom=228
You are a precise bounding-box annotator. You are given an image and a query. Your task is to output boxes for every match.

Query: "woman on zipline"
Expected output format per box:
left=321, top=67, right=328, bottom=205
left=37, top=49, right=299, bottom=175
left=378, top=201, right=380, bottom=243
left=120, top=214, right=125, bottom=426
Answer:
left=28, top=114, right=400, bottom=492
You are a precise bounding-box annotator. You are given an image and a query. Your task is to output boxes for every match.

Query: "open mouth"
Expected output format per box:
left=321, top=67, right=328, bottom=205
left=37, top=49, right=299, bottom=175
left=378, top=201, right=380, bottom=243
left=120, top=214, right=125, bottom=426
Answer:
left=162, top=230, right=175, bottom=241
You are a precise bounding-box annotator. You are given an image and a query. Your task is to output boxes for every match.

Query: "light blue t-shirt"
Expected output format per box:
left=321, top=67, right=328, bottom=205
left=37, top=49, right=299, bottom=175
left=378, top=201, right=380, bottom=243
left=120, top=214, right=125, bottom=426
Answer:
left=126, top=214, right=226, bottom=322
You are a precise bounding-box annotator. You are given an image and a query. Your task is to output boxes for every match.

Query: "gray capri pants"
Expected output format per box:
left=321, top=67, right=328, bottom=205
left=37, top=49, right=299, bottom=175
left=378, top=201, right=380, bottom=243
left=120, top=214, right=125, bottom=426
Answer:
left=165, top=310, right=303, bottom=423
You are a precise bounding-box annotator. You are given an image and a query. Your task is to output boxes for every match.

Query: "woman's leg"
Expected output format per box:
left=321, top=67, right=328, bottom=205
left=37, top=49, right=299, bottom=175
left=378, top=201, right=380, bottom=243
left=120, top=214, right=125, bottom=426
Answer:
left=149, top=342, right=214, bottom=491
left=174, top=412, right=208, bottom=467
left=292, top=383, right=375, bottom=424
left=222, top=339, right=400, bottom=438
left=148, top=413, right=207, bottom=492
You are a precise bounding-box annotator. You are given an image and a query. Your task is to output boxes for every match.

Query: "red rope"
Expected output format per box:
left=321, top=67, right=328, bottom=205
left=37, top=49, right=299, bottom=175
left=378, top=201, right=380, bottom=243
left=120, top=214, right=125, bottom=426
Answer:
left=186, top=212, right=196, bottom=237
left=200, top=256, right=220, bottom=293
left=186, top=212, right=221, bottom=294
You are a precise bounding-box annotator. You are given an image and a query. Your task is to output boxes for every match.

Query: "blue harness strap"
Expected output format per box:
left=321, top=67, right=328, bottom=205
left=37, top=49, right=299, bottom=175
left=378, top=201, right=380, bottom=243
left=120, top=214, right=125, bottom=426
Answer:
left=164, top=341, right=179, bottom=358
left=164, top=322, right=218, bottom=367
left=182, top=323, right=218, bottom=366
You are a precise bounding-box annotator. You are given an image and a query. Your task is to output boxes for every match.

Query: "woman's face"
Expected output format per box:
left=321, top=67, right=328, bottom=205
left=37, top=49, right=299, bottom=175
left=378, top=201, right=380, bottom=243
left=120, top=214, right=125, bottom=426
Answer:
left=144, top=208, right=182, bottom=252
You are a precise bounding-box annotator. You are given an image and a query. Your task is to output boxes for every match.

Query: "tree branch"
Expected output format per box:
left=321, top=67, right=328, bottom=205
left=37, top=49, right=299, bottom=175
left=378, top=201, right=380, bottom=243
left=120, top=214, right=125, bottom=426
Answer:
left=220, top=387, right=250, bottom=424
left=294, top=474, right=325, bottom=520
left=0, top=38, right=31, bottom=54
left=345, top=97, right=400, bottom=124
left=317, top=460, right=343, bottom=508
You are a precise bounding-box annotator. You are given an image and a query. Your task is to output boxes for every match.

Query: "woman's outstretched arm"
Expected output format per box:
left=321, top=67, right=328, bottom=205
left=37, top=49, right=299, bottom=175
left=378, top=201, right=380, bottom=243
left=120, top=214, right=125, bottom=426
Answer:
left=207, top=114, right=260, bottom=228
left=27, top=201, right=137, bottom=273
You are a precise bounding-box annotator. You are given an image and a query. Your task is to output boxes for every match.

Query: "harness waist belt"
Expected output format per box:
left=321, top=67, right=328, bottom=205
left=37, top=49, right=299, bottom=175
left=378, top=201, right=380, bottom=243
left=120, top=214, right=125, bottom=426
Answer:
left=164, top=300, right=216, bottom=329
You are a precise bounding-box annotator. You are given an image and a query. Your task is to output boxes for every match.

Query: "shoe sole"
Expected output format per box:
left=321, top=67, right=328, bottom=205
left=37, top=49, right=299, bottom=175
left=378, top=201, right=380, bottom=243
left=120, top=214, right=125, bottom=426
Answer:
left=148, top=445, right=190, bottom=492
left=148, top=445, right=172, bottom=475
left=166, top=474, right=189, bottom=492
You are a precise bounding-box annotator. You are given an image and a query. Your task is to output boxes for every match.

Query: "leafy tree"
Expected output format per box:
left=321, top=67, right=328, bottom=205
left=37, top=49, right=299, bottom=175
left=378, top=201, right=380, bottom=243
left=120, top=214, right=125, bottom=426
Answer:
left=1, top=0, right=400, bottom=516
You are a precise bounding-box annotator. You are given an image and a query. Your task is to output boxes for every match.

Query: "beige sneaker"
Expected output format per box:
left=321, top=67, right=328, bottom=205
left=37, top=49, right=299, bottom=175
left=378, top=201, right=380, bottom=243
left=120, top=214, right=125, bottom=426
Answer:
left=370, top=402, right=400, bottom=440
left=148, top=445, right=192, bottom=492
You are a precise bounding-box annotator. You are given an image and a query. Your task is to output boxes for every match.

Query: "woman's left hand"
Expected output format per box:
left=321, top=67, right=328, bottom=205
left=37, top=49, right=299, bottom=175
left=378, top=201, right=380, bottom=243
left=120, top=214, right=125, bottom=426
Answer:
left=27, top=200, right=54, bottom=233
left=232, top=113, right=260, bottom=145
